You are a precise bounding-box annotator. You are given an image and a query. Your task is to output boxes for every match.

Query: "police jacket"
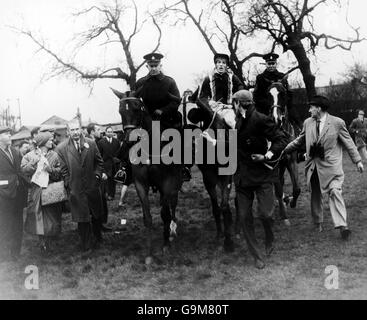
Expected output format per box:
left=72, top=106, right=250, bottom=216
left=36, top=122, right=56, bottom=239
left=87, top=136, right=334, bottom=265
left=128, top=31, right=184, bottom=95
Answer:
left=134, top=73, right=181, bottom=116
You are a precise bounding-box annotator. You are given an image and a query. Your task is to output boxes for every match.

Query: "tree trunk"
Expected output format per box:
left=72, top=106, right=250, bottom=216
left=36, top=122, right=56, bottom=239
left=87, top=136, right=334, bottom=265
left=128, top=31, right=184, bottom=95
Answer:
left=289, top=39, right=317, bottom=99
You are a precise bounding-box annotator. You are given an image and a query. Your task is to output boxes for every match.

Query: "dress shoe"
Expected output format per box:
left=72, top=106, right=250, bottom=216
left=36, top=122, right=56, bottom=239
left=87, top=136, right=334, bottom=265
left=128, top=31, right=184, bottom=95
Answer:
left=255, top=259, right=265, bottom=269
left=101, top=225, right=112, bottom=232
left=340, top=226, right=351, bottom=240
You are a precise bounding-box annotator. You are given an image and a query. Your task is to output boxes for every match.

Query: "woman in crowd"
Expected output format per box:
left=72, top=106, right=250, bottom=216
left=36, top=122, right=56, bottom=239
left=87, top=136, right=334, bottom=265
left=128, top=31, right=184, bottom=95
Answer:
left=21, top=131, right=63, bottom=253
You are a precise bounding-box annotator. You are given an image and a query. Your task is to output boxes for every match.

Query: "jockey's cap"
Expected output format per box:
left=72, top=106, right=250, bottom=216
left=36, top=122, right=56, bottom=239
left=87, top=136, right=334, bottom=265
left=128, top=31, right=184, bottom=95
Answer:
left=214, top=53, right=230, bottom=64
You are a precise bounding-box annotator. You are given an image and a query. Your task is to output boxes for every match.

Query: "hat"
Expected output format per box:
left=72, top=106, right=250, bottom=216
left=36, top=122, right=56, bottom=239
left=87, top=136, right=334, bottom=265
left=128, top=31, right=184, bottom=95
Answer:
left=308, top=95, right=330, bottom=111
left=232, top=90, right=253, bottom=103
left=143, top=52, right=164, bottom=64
left=214, top=53, right=230, bottom=64
left=0, top=126, right=11, bottom=134
left=263, top=53, right=279, bottom=63
left=34, top=131, right=53, bottom=147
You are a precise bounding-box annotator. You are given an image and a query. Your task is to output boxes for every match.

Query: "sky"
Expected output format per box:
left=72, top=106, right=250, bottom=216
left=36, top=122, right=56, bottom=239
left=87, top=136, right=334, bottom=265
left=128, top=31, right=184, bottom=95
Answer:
left=1, top=0, right=367, bottom=127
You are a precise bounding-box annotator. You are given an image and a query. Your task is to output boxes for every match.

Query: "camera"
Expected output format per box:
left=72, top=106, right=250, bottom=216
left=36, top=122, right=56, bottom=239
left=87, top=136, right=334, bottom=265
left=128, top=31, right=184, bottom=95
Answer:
left=309, top=142, right=325, bottom=160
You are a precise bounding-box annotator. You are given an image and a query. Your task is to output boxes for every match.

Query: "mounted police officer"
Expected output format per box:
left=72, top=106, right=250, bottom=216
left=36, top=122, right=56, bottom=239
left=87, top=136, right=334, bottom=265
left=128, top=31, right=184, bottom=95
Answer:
left=253, top=53, right=289, bottom=116
left=133, top=52, right=191, bottom=181
left=134, top=52, right=182, bottom=130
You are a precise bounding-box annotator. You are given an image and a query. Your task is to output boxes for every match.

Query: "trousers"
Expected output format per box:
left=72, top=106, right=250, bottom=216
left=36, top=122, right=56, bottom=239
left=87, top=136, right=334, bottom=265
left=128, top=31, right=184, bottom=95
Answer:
left=310, top=169, right=347, bottom=228
left=236, top=183, right=275, bottom=261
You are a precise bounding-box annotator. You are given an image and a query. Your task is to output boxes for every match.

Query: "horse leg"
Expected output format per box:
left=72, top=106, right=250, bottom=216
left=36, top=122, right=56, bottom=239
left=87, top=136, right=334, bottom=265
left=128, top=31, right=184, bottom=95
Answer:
left=274, top=164, right=290, bottom=226
left=234, top=195, right=241, bottom=239
left=219, top=178, right=234, bottom=252
left=160, top=194, right=171, bottom=254
left=288, top=152, right=301, bottom=208
left=135, top=181, right=153, bottom=265
left=202, top=170, right=222, bottom=239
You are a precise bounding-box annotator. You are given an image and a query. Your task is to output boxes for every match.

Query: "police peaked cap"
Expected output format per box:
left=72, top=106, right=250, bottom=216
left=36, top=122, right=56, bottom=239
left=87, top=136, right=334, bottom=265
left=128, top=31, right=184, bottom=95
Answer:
left=143, top=52, right=164, bottom=63
left=308, top=95, right=331, bottom=111
left=214, top=53, right=230, bottom=64
left=263, top=53, right=279, bottom=62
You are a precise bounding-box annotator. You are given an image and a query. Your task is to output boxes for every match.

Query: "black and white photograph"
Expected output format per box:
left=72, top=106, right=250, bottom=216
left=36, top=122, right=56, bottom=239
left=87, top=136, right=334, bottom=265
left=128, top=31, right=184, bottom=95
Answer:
left=1, top=0, right=367, bottom=304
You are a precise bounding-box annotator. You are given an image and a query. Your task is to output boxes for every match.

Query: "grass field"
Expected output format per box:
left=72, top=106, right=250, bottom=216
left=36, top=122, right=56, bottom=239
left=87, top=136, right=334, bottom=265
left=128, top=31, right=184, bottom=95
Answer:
left=1, top=151, right=367, bottom=300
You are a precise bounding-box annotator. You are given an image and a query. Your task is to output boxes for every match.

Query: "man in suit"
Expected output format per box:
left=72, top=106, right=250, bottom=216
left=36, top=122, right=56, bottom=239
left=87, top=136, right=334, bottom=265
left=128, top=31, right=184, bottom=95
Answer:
left=56, top=122, right=104, bottom=251
left=97, top=126, right=120, bottom=201
left=349, top=109, right=367, bottom=160
left=284, top=95, right=364, bottom=239
left=86, top=123, right=110, bottom=232
left=233, top=90, right=288, bottom=269
left=0, top=126, right=28, bottom=261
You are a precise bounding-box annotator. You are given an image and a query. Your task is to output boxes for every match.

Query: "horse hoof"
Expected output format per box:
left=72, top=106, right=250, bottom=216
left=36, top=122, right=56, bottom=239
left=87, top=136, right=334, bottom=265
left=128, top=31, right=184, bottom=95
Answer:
left=235, top=233, right=241, bottom=240
left=290, top=201, right=297, bottom=208
left=283, top=219, right=291, bottom=227
left=265, top=244, right=274, bottom=257
left=145, top=256, right=153, bottom=265
left=169, top=236, right=174, bottom=242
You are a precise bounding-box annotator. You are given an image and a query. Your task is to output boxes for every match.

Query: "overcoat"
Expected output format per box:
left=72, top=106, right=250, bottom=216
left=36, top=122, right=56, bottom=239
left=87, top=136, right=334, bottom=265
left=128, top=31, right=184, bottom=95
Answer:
left=349, top=117, right=367, bottom=149
left=286, top=114, right=361, bottom=193
left=56, top=136, right=104, bottom=222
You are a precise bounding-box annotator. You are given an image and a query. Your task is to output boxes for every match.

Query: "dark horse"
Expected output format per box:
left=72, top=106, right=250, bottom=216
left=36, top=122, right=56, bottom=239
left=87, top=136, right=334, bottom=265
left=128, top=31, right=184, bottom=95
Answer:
left=268, top=80, right=301, bottom=225
left=112, top=89, right=182, bottom=265
left=186, top=98, right=234, bottom=252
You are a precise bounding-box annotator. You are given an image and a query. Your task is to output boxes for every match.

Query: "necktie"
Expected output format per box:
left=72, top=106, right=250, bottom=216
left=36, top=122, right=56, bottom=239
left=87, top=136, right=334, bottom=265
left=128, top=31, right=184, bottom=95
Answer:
left=76, top=141, right=81, bottom=153
left=5, top=147, right=13, bottom=163
left=316, top=120, right=320, bottom=139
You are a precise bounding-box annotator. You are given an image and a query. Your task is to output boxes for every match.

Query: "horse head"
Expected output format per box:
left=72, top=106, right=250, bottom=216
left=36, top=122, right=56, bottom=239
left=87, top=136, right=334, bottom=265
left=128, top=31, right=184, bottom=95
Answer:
left=268, top=80, right=288, bottom=127
left=111, top=87, right=149, bottom=142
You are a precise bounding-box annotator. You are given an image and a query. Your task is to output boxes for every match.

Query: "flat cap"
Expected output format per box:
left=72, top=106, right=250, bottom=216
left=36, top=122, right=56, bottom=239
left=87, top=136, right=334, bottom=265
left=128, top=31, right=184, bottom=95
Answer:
left=214, top=53, right=230, bottom=64
left=263, top=53, right=279, bottom=62
left=308, top=95, right=330, bottom=111
left=143, top=52, right=164, bottom=63
left=232, top=90, right=253, bottom=102
left=0, top=126, right=11, bottom=134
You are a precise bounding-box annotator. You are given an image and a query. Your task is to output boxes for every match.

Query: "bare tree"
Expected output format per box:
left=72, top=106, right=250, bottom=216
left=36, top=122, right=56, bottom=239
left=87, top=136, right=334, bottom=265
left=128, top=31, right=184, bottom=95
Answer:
left=245, top=0, right=366, bottom=98
left=156, top=0, right=267, bottom=86
left=11, top=0, right=162, bottom=89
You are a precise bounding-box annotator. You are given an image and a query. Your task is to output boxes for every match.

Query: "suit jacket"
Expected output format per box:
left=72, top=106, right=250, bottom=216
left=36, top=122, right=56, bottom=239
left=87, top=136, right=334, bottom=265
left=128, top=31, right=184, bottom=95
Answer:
left=349, top=117, right=367, bottom=148
left=234, top=105, right=288, bottom=187
left=56, top=136, right=104, bottom=222
left=97, top=137, right=121, bottom=177
left=0, top=146, right=28, bottom=207
left=286, top=113, right=361, bottom=193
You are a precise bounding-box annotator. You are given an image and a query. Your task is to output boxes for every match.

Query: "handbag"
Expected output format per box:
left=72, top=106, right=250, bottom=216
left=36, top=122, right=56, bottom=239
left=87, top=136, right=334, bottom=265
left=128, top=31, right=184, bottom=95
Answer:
left=41, top=181, right=68, bottom=206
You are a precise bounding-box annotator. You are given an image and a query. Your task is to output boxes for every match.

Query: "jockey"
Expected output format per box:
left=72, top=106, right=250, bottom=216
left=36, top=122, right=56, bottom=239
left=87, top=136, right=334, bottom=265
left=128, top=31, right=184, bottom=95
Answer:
left=253, top=53, right=289, bottom=116
left=189, top=53, right=244, bottom=129
left=133, top=52, right=182, bottom=130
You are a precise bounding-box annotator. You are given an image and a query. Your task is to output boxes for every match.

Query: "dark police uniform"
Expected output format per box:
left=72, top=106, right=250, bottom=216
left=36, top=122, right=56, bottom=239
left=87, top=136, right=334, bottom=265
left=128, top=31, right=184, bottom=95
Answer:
left=134, top=53, right=181, bottom=129
left=234, top=105, right=287, bottom=264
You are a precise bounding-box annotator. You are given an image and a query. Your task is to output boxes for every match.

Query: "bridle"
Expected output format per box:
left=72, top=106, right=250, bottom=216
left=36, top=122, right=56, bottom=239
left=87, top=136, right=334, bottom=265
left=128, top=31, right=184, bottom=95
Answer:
left=119, top=97, right=146, bottom=131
